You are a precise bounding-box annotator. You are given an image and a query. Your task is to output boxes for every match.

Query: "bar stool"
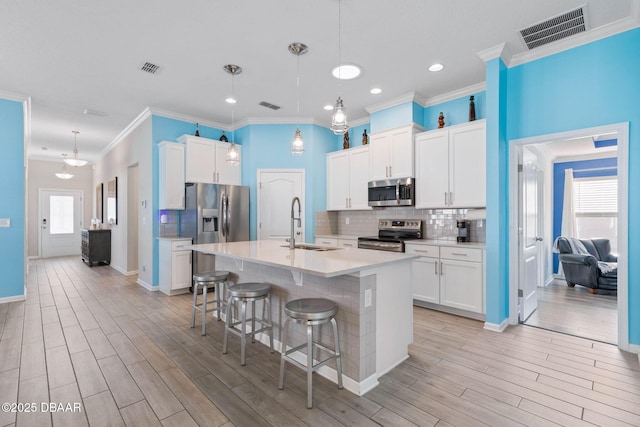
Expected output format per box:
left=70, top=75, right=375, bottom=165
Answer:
left=191, top=271, right=229, bottom=336
left=223, top=282, right=274, bottom=365
left=278, top=298, right=343, bottom=409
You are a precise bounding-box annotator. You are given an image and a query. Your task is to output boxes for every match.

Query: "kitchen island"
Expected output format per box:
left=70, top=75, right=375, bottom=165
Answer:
left=185, top=240, right=418, bottom=395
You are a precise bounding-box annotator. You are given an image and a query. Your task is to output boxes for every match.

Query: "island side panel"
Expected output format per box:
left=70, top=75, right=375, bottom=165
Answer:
left=215, top=256, right=376, bottom=386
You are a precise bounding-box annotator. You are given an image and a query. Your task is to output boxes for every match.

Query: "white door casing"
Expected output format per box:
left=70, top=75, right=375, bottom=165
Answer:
left=39, top=189, right=83, bottom=258
left=257, top=169, right=305, bottom=242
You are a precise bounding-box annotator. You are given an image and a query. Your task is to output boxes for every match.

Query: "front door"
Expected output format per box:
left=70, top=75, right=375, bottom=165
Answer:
left=40, top=189, right=83, bottom=258
left=519, top=149, right=541, bottom=322
left=257, top=169, right=305, bottom=242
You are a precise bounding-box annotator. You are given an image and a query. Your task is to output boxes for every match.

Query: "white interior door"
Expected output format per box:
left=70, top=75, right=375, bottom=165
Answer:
left=40, top=189, right=83, bottom=258
left=520, top=149, right=541, bottom=322
left=257, top=170, right=304, bottom=242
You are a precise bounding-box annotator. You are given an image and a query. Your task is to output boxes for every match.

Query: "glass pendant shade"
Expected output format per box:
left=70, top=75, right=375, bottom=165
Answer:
left=64, top=131, right=88, bottom=167
left=291, top=129, right=304, bottom=156
left=331, top=97, right=348, bottom=135
left=55, top=159, right=74, bottom=179
left=227, top=142, right=240, bottom=165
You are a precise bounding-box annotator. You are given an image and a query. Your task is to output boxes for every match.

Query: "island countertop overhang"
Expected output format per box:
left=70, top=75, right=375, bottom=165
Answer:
left=184, top=240, right=418, bottom=278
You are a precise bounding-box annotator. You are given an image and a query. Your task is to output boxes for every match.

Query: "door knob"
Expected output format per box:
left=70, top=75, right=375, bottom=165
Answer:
left=535, top=237, right=543, bottom=241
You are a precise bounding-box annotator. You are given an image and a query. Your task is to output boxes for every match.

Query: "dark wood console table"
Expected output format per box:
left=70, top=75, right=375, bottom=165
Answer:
left=81, top=229, right=111, bottom=266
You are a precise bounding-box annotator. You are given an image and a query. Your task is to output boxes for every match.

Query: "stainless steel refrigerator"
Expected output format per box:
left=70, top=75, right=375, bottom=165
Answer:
left=180, top=183, right=249, bottom=275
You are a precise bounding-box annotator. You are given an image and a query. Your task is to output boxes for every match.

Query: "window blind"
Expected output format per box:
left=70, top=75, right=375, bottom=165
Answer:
left=573, top=177, right=617, bottom=214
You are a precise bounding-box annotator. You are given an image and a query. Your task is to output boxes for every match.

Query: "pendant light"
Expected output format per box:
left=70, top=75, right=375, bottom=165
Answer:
left=64, top=130, right=88, bottom=167
left=330, top=0, right=349, bottom=135
left=55, top=154, right=74, bottom=179
left=224, top=64, right=241, bottom=165
left=289, top=42, right=308, bottom=156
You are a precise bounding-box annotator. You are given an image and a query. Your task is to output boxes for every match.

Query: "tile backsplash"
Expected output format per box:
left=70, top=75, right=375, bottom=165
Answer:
left=315, top=208, right=486, bottom=242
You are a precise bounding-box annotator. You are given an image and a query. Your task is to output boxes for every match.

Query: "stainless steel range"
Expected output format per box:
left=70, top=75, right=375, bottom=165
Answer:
left=357, top=219, right=423, bottom=252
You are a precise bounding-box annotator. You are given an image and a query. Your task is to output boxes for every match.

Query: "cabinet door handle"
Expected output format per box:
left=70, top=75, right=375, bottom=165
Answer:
left=451, top=252, right=468, bottom=256
left=440, top=261, right=443, bottom=275
left=389, top=166, right=392, bottom=177
left=444, top=192, right=448, bottom=205
left=434, top=261, right=438, bottom=275
left=349, top=198, right=352, bottom=208
left=346, top=198, right=349, bottom=208
left=343, top=243, right=353, bottom=247
left=414, top=249, right=429, bottom=254
left=449, top=191, right=453, bottom=205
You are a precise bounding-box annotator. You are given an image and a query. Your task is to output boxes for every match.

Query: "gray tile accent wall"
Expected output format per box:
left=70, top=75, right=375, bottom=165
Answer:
left=215, top=256, right=376, bottom=381
left=317, top=208, right=486, bottom=242
left=159, top=211, right=180, bottom=237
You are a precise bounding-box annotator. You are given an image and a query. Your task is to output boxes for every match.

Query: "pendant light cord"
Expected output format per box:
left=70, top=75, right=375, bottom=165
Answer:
left=296, top=53, right=300, bottom=127
left=338, top=0, right=342, bottom=94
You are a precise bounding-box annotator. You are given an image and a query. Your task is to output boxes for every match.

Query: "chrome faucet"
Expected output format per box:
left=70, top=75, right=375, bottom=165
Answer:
left=289, top=196, right=302, bottom=249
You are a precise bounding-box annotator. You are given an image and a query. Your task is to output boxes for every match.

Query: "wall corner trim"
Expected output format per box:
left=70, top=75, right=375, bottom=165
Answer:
left=477, top=43, right=512, bottom=65
left=483, top=319, right=510, bottom=333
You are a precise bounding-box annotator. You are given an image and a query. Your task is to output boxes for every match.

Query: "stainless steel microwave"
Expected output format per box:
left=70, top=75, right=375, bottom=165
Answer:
left=368, top=178, right=415, bottom=207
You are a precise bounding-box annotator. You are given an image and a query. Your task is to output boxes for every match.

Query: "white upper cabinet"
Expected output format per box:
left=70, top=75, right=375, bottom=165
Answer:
left=369, top=124, right=421, bottom=180
left=326, top=145, right=371, bottom=211
left=415, top=120, right=486, bottom=208
left=178, top=134, right=241, bottom=186
left=159, top=141, right=185, bottom=210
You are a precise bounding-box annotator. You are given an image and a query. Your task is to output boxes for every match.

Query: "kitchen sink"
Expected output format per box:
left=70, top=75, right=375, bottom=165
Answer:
left=280, top=244, right=341, bottom=251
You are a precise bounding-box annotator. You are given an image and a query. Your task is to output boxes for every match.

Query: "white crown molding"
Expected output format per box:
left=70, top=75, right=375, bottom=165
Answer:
left=509, top=15, right=640, bottom=67
left=477, top=43, right=513, bottom=65
left=147, top=107, right=228, bottom=131
left=99, top=107, right=152, bottom=158
left=423, top=82, right=487, bottom=107
left=364, top=92, right=426, bottom=114
left=0, top=89, right=29, bottom=102
left=348, top=116, right=370, bottom=128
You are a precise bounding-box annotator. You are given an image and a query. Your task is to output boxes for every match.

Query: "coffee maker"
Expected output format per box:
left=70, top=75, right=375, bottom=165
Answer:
left=456, top=220, right=469, bottom=242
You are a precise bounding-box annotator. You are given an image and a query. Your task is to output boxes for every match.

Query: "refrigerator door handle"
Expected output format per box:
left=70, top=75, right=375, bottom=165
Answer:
left=225, top=194, right=231, bottom=237
left=221, top=192, right=227, bottom=238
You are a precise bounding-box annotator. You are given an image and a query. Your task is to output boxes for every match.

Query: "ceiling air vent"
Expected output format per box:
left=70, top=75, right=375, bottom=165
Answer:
left=259, top=101, right=281, bottom=111
left=139, top=61, right=160, bottom=74
left=520, top=6, right=587, bottom=50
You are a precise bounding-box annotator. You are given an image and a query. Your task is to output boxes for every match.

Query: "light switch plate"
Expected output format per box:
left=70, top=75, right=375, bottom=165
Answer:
left=0, top=218, right=10, bottom=227
left=364, top=289, right=372, bottom=307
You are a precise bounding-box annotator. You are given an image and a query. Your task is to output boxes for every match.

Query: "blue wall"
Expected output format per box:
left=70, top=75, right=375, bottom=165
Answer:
left=424, top=91, right=486, bottom=131
left=0, top=98, right=25, bottom=299
left=370, top=102, right=422, bottom=132
left=240, top=123, right=335, bottom=241
left=552, top=157, right=617, bottom=272
left=494, top=27, right=640, bottom=345
left=335, top=123, right=371, bottom=151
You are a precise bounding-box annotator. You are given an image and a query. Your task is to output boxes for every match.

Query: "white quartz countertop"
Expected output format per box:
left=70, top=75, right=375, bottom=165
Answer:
left=315, top=234, right=360, bottom=239
left=405, top=239, right=486, bottom=249
left=157, top=237, right=192, bottom=241
left=184, top=240, right=418, bottom=278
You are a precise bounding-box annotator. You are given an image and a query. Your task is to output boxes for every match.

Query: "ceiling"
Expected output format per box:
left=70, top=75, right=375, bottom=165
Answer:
left=1, top=0, right=635, bottom=163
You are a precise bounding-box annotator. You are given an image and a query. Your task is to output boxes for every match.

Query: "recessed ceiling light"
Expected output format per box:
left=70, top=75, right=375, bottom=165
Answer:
left=331, top=64, right=361, bottom=80
left=323, top=104, right=334, bottom=111
left=41, top=146, right=48, bottom=150
left=370, top=88, right=382, bottom=95
left=225, top=97, right=237, bottom=104
left=428, top=63, right=444, bottom=72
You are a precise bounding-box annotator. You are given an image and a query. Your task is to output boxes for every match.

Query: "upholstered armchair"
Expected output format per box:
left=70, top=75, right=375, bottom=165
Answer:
left=555, top=236, right=617, bottom=294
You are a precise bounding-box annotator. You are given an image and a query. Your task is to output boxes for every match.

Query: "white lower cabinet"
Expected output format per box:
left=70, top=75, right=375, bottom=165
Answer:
left=159, top=239, right=192, bottom=296
left=407, top=243, right=484, bottom=316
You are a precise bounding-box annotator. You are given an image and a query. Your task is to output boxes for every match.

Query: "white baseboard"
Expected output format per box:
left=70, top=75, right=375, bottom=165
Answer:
left=27, top=256, right=40, bottom=260
left=484, top=318, right=510, bottom=332
left=136, top=279, right=158, bottom=291
left=249, top=330, right=378, bottom=396
left=125, top=270, right=139, bottom=276
left=0, top=292, right=26, bottom=304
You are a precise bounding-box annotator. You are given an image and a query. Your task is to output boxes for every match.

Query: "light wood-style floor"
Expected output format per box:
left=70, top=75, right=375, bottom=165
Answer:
left=1, top=256, right=639, bottom=426
left=524, top=280, right=618, bottom=345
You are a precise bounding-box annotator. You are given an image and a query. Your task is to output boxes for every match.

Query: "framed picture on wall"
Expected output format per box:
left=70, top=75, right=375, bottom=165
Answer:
left=96, top=183, right=103, bottom=224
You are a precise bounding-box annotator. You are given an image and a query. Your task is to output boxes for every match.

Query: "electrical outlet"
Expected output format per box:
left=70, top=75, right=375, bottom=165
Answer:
left=364, top=289, right=372, bottom=307
left=345, top=217, right=350, bottom=225
left=142, top=265, right=146, bottom=272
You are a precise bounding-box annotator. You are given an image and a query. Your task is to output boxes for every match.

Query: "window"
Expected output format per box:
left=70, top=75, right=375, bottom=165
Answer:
left=573, top=176, right=617, bottom=251
left=50, top=195, right=74, bottom=234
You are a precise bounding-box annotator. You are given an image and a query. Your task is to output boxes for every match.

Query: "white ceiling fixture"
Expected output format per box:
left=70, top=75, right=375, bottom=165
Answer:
left=64, top=130, right=88, bottom=167
left=224, top=64, right=242, bottom=165
left=289, top=42, right=309, bottom=156
left=428, top=63, right=444, bottom=72
left=330, top=0, right=348, bottom=136
left=370, top=87, right=382, bottom=95
left=55, top=154, right=74, bottom=179
left=323, top=105, right=334, bottom=111
left=332, top=64, right=361, bottom=80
